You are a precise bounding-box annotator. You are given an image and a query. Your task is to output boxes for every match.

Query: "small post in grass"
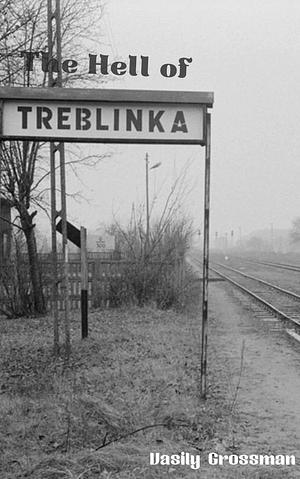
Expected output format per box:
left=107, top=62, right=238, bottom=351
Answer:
left=80, top=226, right=88, bottom=338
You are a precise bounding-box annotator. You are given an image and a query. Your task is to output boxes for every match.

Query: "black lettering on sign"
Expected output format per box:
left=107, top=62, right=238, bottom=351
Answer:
left=57, top=107, right=71, bottom=129
left=96, top=108, right=109, bottom=130
left=17, top=106, right=32, bottom=129
left=126, top=109, right=142, bottom=131
left=171, top=111, right=188, bottom=133
left=76, top=108, right=91, bottom=130
left=149, top=110, right=165, bottom=132
left=37, top=107, right=52, bottom=129
left=114, top=109, right=120, bottom=130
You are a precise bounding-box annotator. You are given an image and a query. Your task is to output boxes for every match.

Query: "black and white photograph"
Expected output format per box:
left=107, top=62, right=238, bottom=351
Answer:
left=0, top=0, right=300, bottom=477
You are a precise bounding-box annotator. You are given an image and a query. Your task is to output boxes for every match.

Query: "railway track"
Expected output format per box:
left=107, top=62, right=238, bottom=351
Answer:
left=230, top=257, right=300, bottom=273
left=210, top=262, right=300, bottom=340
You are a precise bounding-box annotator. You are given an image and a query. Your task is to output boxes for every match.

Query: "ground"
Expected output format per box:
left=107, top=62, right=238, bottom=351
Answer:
left=208, top=282, right=300, bottom=478
left=1, top=279, right=300, bottom=478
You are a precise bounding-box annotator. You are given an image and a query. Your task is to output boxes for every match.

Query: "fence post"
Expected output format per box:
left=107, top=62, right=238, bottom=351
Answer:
left=81, top=227, right=88, bottom=338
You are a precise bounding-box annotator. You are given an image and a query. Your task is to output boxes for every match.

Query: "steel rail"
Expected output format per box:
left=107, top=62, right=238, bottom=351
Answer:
left=210, top=266, right=300, bottom=328
left=213, top=262, right=300, bottom=301
left=231, top=257, right=300, bottom=273
left=252, top=260, right=300, bottom=272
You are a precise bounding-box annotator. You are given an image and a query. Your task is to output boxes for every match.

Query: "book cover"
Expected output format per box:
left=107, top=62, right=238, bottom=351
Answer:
left=0, top=1, right=299, bottom=478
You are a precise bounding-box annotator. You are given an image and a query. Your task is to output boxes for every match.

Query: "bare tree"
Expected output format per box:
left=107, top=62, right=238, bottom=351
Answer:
left=0, top=0, right=107, bottom=314
left=0, top=0, right=46, bottom=85
left=108, top=166, right=193, bottom=308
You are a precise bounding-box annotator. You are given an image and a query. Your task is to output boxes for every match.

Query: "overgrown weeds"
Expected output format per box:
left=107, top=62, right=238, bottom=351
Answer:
left=103, top=214, right=193, bottom=310
left=0, top=233, right=34, bottom=318
left=0, top=305, right=235, bottom=478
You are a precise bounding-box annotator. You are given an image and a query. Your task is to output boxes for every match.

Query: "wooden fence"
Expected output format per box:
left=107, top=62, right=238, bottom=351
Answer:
left=0, top=254, right=185, bottom=312
left=42, top=258, right=128, bottom=310
left=42, top=256, right=185, bottom=311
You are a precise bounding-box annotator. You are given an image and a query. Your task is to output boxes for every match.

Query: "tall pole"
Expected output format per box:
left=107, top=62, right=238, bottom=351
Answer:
left=145, top=152, right=150, bottom=255
left=0, top=154, right=3, bottom=260
left=59, top=140, right=70, bottom=357
left=0, top=154, right=2, bottom=257
left=57, top=0, right=70, bottom=358
left=48, top=0, right=59, bottom=355
left=200, top=113, right=211, bottom=399
left=50, top=142, right=59, bottom=354
left=48, top=0, right=70, bottom=359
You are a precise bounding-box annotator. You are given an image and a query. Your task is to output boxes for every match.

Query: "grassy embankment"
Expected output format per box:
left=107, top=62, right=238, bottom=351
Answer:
left=0, top=281, right=253, bottom=479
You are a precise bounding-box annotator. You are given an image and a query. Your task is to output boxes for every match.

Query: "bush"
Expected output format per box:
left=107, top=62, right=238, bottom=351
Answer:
left=0, top=233, right=34, bottom=318
left=106, top=215, right=192, bottom=309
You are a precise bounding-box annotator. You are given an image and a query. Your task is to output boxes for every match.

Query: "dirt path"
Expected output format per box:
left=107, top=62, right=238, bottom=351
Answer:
left=208, top=281, right=300, bottom=477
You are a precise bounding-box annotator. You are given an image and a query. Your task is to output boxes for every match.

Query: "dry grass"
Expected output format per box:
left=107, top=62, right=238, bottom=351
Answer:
left=0, top=297, right=295, bottom=478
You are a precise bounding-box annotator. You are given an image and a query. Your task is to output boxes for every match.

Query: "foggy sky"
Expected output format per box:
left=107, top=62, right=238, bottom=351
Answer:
left=58, top=0, right=300, bottom=238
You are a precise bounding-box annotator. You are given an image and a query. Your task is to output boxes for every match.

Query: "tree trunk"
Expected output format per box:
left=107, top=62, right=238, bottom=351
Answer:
left=21, top=213, right=45, bottom=314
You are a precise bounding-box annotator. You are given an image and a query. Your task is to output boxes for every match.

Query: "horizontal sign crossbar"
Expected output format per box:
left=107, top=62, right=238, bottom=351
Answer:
left=0, top=87, right=213, bottom=145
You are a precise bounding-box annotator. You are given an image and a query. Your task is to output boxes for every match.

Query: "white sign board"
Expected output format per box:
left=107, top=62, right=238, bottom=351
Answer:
left=0, top=88, right=213, bottom=145
left=3, top=100, right=204, bottom=144
left=96, top=233, right=115, bottom=251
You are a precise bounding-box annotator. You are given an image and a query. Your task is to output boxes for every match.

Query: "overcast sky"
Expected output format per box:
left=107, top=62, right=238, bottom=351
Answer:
left=58, top=0, right=300, bottom=239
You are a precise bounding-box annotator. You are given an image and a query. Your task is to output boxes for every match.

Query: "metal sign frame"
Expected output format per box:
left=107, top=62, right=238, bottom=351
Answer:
left=0, top=83, right=213, bottom=398
left=0, top=87, right=212, bottom=145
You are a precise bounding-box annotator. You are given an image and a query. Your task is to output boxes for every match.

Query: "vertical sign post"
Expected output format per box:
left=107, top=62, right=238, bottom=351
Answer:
left=80, top=226, right=88, bottom=338
left=48, top=0, right=70, bottom=358
left=200, top=113, right=211, bottom=399
left=48, top=0, right=59, bottom=355
left=145, top=152, right=150, bottom=255
left=49, top=142, right=59, bottom=354
left=0, top=154, right=2, bottom=247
